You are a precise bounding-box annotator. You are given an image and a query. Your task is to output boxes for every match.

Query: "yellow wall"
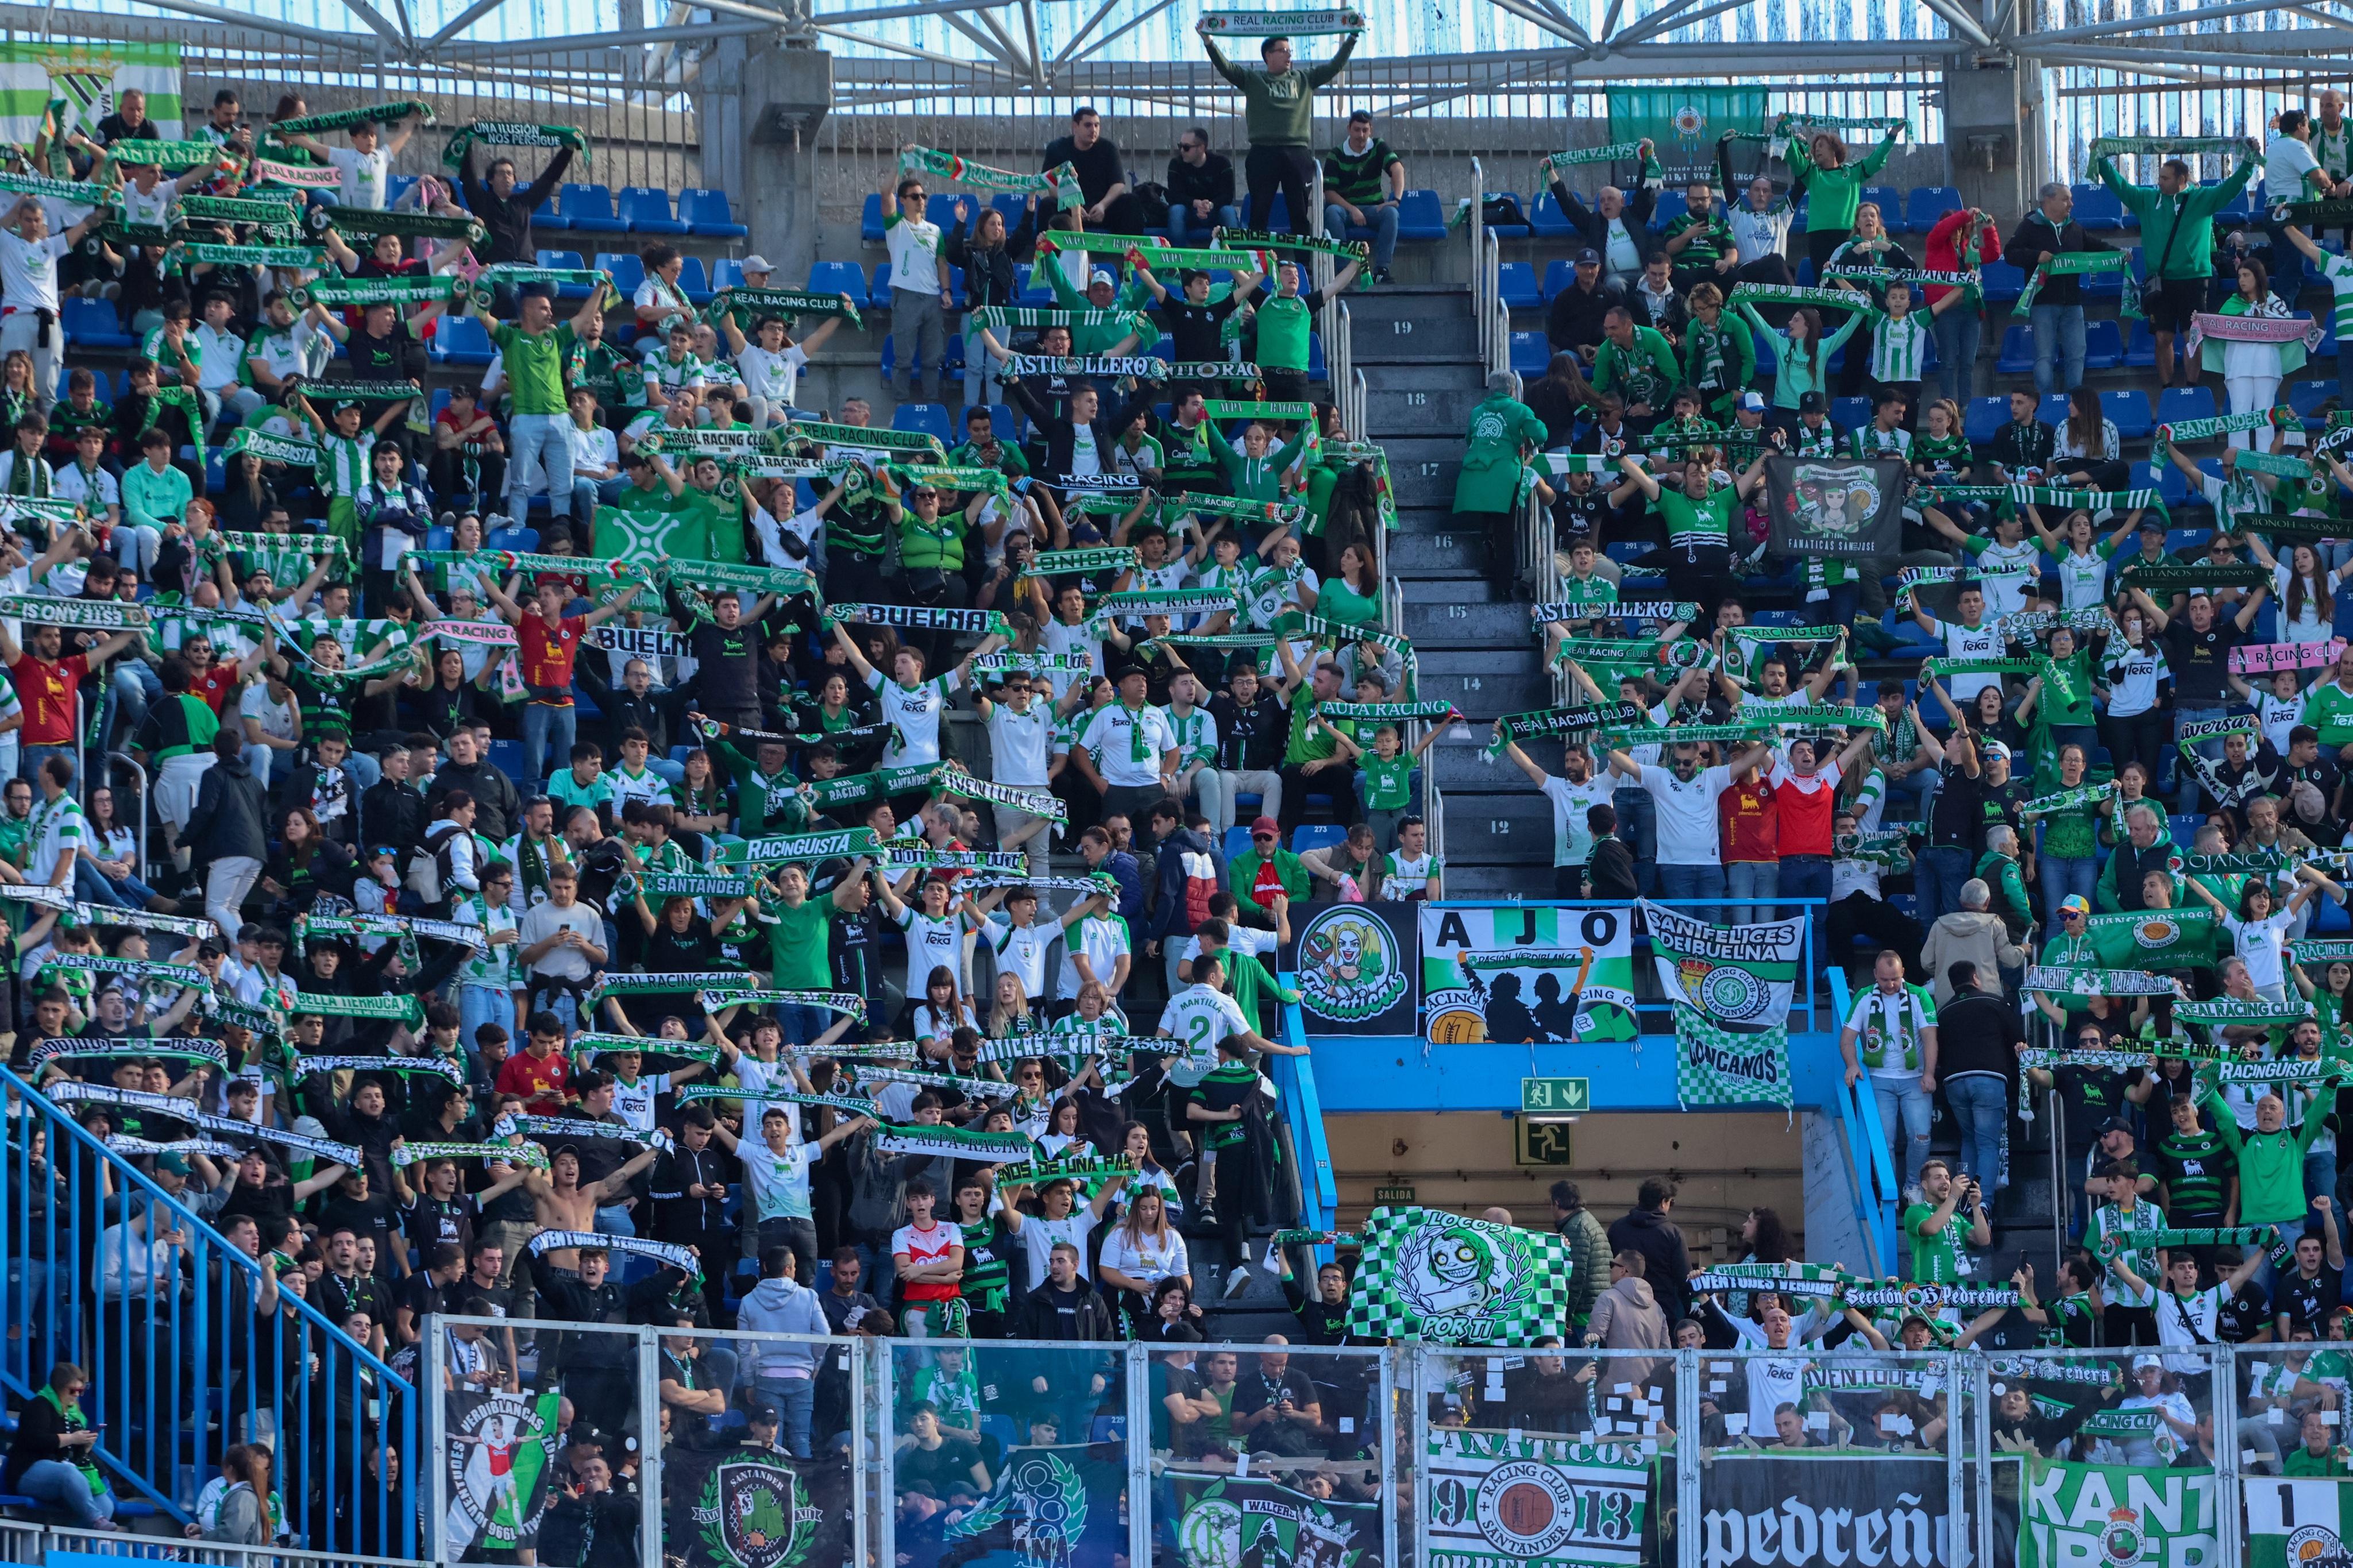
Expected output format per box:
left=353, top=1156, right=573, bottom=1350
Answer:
left=1324, top=1111, right=1805, bottom=1265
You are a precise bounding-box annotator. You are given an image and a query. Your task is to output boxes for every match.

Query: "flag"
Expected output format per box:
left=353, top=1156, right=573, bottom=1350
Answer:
left=942, top=1444, right=1127, bottom=1567
left=1637, top=899, right=1804, bottom=1110
left=2246, top=1474, right=2353, bottom=1568
left=1606, top=87, right=1769, bottom=179
left=0, top=41, right=182, bottom=145
left=441, top=1386, right=563, bottom=1555
left=1764, top=457, right=1907, bottom=560
left=2084, top=907, right=2220, bottom=971
left=1424, top=1428, right=1652, bottom=1568
left=1165, top=1474, right=1381, bottom=1568
left=1343, top=1204, right=1577, bottom=1344
left=593, top=504, right=702, bottom=570
left=2015, top=1459, right=2218, bottom=1568
left=665, top=1446, right=853, bottom=1568
left=1419, top=904, right=1637, bottom=1044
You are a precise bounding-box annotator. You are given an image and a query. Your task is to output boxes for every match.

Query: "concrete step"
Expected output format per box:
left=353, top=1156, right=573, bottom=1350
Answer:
left=1402, top=575, right=1510, bottom=605
left=1362, top=358, right=1488, bottom=391
left=1386, top=465, right=1461, bottom=512
left=1367, top=382, right=1486, bottom=438
left=1438, top=789, right=1555, bottom=865
left=1345, top=285, right=1475, bottom=327
left=1403, top=595, right=1533, bottom=647
left=1354, top=323, right=1482, bottom=363
left=1386, top=530, right=1483, bottom=574
left=1413, top=651, right=1552, bottom=718
left=1434, top=862, right=1564, bottom=899
left=1428, top=741, right=1555, bottom=790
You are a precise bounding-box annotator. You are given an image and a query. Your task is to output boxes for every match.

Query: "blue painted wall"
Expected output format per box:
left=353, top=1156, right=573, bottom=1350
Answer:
left=1309, top=1030, right=1848, bottom=1114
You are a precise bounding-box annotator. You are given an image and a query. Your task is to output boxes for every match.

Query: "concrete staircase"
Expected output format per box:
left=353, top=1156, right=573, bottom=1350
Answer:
left=1352, top=284, right=1555, bottom=900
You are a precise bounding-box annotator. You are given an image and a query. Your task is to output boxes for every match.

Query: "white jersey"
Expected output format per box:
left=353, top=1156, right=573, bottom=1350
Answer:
left=1157, top=984, right=1253, bottom=1087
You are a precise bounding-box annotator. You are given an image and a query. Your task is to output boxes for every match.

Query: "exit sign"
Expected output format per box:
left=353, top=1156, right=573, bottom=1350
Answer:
left=1374, top=1183, right=1417, bottom=1206
left=1522, top=1077, right=1591, bottom=1115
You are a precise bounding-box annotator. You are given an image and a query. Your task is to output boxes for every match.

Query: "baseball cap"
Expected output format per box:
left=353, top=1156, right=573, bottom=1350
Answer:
left=2059, top=894, right=2090, bottom=916
left=1090, top=267, right=1116, bottom=287
left=1980, top=739, right=2011, bottom=763
left=1738, top=391, right=1766, bottom=412
left=1573, top=248, right=1602, bottom=266
left=740, top=254, right=774, bottom=273
left=154, top=1152, right=191, bottom=1176
left=2132, top=1354, right=2163, bottom=1372
left=1797, top=391, right=1827, bottom=414
left=1251, top=815, right=1280, bottom=836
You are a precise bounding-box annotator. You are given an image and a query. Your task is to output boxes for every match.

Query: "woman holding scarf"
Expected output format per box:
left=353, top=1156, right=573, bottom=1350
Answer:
left=2202, top=257, right=2306, bottom=449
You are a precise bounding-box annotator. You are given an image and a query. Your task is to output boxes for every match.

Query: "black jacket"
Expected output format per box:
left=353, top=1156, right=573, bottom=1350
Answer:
left=946, top=207, right=1038, bottom=311
left=1016, top=1279, right=1118, bottom=1340
left=1549, top=172, right=1659, bottom=262
left=2003, top=213, right=2108, bottom=306
left=184, top=752, right=268, bottom=868
left=1004, top=377, right=1160, bottom=484
left=1208, top=691, right=1284, bottom=771
left=458, top=142, right=576, bottom=267
left=1607, top=1206, right=1691, bottom=1320
left=269, top=760, right=358, bottom=848
left=1588, top=835, right=1639, bottom=899
left=2, top=1391, right=81, bottom=1489
left=361, top=777, right=427, bottom=854
left=1547, top=280, right=1624, bottom=354
left=1166, top=151, right=1237, bottom=214
left=1937, top=987, right=2024, bottom=1083
left=577, top=663, right=673, bottom=756
left=426, top=758, right=522, bottom=844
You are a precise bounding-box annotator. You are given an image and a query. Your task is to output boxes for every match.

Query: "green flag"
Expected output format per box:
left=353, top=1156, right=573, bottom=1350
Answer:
left=1607, top=87, right=1769, bottom=177
left=1637, top=899, right=1804, bottom=1110
left=442, top=1387, right=564, bottom=1553
left=2085, top=908, right=2220, bottom=971
left=1343, top=1204, right=1577, bottom=1344
left=2016, top=1459, right=2218, bottom=1566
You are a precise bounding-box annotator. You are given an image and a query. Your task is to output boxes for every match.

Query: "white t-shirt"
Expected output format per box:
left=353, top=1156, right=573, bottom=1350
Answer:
left=326, top=145, right=392, bottom=210
left=986, top=700, right=1054, bottom=787
left=1738, top=1354, right=1811, bottom=1438
left=2101, top=639, right=2168, bottom=719
left=1098, top=1225, right=1190, bottom=1288
left=872, top=670, right=959, bottom=768
left=1015, top=1210, right=1098, bottom=1289
left=607, top=1071, right=670, bottom=1134
left=736, top=343, right=809, bottom=407
left=1158, top=983, right=1253, bottom=1086
left=569, top=420, right=620, bottom=478
left=1631, top=761, right=1734, bottom=866
left=2225, top=910, right=2296, bottom=990
left=2269, top=134, right=2325, bottom=208
left=894, top=906, right=973, bottom=1001
left=0, top=232, right=69, bottom=313
left=1079, top=702, right=1177, bottom=789
left=884, top=213, right=944, bottom=296
left=51, top=463, right=119, bottom=516
left=1924, top=616, right=2004, bottom=702
left=1057, top=912, right=1131, bottom=1001
left=1540, top=771, right=1616, bottom=868
left=986, top=915, right=1058, bottom=1001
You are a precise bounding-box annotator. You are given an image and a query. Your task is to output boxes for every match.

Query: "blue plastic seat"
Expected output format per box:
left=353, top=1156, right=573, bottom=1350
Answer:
left=1527, top=191, right=1575, bottom=238
left=2074, top=188, right=2128, bottom=231
left=2082, top=319, right=2124, bottom=370
left=618, top=186, right=689, bottom=235
left=1015, top=261, right=1054, bottom=306
left=594, top=251, right=647, bottom=298
left=487, top=739, right=529, bottom=783
left=1995, top=326, right=2037, bottom=375
left=537, top=248, right=586, bottom=270
left=487, top=525, right=541, bottom=553
left=1486, top=191, right=1530, bottom=240
left=676, top=256, right=714, bottom=304
left=1397, top=189, right=1448, bottom=242
left=1509, top=330, right=1549, bottom=376
left=2288, top=379, right=2337, bottom=426
left=1964, top=395, right=2011, bottom=444
left=2123, top=321, right=2157, bottom=368
left=891, top=403, right=953, bottom=443
left=1978, top=260, right=2027, bottom=304
left=807, top=261, right=870, bottom=309
left=678, top=187, right=749, bottom=238
left=859, top=192, right=887, bottom=244
left=2103, top=389, right=2153, bottom=438
left=1498, top=261, right=1541, bottom=310
left=431, top=315, right=496, bottom=366
left=1649, top=189, right=1690, bottom=230
left=713, top=258, right=751, bottom=292
left=1541, top=259, right=1579, bottom=301
left=1222, top=825, right=1255, bottom=862
left=1831, top=395, right=1872, bottom=428
left=1905, top=185, right=1962, bottom=234
left=1862, top=185, right=1904, bottom=222
left=1292, top=822, right=1347, bottom=856
left=561, top=182, right=630, bottom=233
left=2036, top=392, right=2070, bottom=426
left=2155, top=385, right=2217, bottom=425
left=61, top=297, right=132, bottom=350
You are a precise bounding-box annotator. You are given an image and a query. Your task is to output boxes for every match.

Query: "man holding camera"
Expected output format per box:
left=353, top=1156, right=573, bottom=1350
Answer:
left=1903, top=1157, right=1991, bottom=1288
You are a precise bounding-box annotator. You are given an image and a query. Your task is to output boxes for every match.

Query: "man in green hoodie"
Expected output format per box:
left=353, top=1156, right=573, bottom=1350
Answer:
left=1452, top=370, right=1550, bottom=593
left=2096, top=141, right=2258, bottom=390
left=1199, top=22, right=1359, bottom=239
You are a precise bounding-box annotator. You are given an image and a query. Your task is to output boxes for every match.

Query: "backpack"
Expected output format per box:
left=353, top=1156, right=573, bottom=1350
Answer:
left=1178, top=847, right=1217, bottom=931
left=407, top=821, right=461, bottom=907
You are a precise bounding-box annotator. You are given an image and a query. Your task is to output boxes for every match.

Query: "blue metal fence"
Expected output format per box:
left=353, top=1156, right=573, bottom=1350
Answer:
left=0, top=1067, right=418, bottom=1554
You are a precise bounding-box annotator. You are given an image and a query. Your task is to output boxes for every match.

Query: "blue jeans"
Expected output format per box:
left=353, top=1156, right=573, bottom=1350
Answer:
left=1326, top=200, right=1401, bottom=271
left=18, top=1459, right=112, bottom=1525
left=521, top=701, right=578, bottom=790
left=1916, top=844, right=1974, bottom=928
left=458, top=982, right=516, bottom=1059
left=508, top=411, right=574, bottom=523
left=74, top=857, right=130, bottom=909
left=1168, top=204, right=1239, bottom=245
left=572, top=475, right=626, bottom=523
left=754, top=1374, right=817, bottom=1459
left=594, top=1202, right=636, bottom=1237
left=1946, top=1073, right=2009, bottom=1194
left=2309, top=1149, right=2339, bottom=1237
left=1656, top=862, right=1726, bottom=924
left=108, top=659, right=158, bottom=748
left=2037, top=851, right=2100, bottom=925
left=2030, top=303, right=2087, bottom=395
left=1873, top=1073, right=1935, bottom=1189
left=1934, top=304, right=1982, bottom=406
left=2271, top=221, right=2310, bottom=308
left=1779, top=855, right=1832, bottom=959
left=1726, top=859, right=1780, bottom=921
left=1614, top=789, right=1657, bottom=895
left=777, top=1003, right=833, bottom=1049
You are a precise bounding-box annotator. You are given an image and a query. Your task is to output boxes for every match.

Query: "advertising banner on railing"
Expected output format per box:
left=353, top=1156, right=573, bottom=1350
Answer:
left=2246, top=1473, right=2353, bottom=1567
left=1690, top=1453, right=1963, bottom=1567
left=1166, top=1473, right=1386, bottom=1567
left=1287, top=901, right=1415, bottom=1036
left=664, top=1446, right=855, bottom=1568
left=1419, top=904, right=1635, bottom=1044
left=2015, top=1459, right=2219, bottom=1567
left=1424, top=1428, right=1652, bottom=1567
left=441, top=1386, right=566, bottom=1555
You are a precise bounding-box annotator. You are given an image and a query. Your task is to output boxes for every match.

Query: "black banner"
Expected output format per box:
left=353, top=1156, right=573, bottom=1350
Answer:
left=664, top=1447, right=855, bottom=1568
left=1163, top=1473, right=1386, bottom=1567
left=1679, top=1454, right=1966, bottom=1567
left=1764, top=457, right=1907, bottom=559
left=1285, top=902, right=1416, bottom=1037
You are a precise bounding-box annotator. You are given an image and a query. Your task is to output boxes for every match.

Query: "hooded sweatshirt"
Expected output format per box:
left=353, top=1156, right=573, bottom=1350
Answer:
left=737, top=1275, right=830, bottom=1380
left=1584, top=1275, right=1670, bottom=1391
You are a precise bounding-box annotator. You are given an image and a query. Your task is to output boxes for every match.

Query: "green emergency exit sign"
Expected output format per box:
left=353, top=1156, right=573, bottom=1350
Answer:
left=1521, top=1077, right=1591, bottom=1115
left=1373, top=1183, right=1417, bottom=1206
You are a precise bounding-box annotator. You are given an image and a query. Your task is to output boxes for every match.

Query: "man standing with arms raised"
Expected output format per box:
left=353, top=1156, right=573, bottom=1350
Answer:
left=1199, top=20, right=1359, bottom=237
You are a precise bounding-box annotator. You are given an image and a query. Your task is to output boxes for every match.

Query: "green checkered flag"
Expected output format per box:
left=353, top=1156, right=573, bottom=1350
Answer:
left=1638, top=899, right=1804, bottom=1111
left=1343, top=1205, right=1576, bottom=1345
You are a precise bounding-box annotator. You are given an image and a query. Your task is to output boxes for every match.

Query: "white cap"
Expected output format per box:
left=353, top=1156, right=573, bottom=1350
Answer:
left=1981, top=739, right=2011, bottom=763
left=1090, top=267, right=1116, bottom=287
left=740, top=255, right=774, bottom=273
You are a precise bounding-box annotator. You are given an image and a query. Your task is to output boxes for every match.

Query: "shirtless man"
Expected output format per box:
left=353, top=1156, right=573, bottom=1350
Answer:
left=520, top=1142, right=660, bottom=1277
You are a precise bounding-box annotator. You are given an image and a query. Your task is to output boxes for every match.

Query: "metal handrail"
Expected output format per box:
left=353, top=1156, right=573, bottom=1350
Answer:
left=1467, top=155, right=1487, bottom=366
left=1824, top=965, right=1902, bottom=1275
left=1347, top=365, right=1368, bottom=447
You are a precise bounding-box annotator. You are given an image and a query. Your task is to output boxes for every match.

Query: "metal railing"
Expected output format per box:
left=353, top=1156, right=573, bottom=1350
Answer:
left=0, top=1066, right=419, bottom=1552
left=1824, top=965, right=1902, bottom=1277
left=1467, top=155, right=1489, bottom=369
left=1273, top=970, right=1340, bottom=1252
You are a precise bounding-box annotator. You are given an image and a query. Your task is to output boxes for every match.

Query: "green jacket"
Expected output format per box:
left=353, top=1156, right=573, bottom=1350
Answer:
left=1974, top=849, right=2032, bottom=934
left=1229, top=845, right=1309, bottom=908
left=1591, top=325, right=1681, bottom=411
left=2096, top=153, right=2255, bottom=280
left=1203, top=33, right=1357, bottom=148
left=1681, top=315, right=1757, bottom=413
left=2201, top=1082, right=2338, bottom=1225
left=708, top=735, right=808, bottom=837
left=1451, top=392, right=1547, bottom=513
left=1788, top=130, right=1899, bottom=234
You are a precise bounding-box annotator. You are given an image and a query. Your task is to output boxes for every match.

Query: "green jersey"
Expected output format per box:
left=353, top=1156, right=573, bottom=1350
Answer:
left=492, top=321, right=577, bottom=419
left=1901, top=1201, right=1968, bottom=1284
left=1360, top=752, right=1414, bottom=810
left=1864, top=307, right=1931, bottom=383
left=1254, top=291, right=1317, bottom=373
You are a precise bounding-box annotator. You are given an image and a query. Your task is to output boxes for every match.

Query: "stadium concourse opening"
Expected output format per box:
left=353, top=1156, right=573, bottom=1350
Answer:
left=0, top=3, right=2351, bottom=1565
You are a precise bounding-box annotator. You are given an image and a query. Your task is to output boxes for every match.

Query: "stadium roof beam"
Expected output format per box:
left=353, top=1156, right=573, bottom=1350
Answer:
left=2019, top=0, right=2310, bottom=44
left=338, top=0, right=409, bottom=47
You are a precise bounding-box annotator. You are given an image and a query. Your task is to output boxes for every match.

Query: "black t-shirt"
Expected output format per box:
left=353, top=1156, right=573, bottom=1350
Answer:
left=2219, top=1280, right=2272, bottom=1343
left=340, top=321, right=423, bottom=388
left=643, top=916, right=719, bottom=973
left=1928, top=763, right=1990, bottom=851
left=1553, top=489, right=1611, bottom=550
left=2051, top=1063, right=2136, bottom=1150
left=1232, top=1365, right=1317, bottom=1421
left=1043, top=136, right=1127, bottom=207
left=1155, top=295, right=1240, bottom=365
left=1976, top=775, right=2034, bottom=840
left=404, top=1191, right=480, bottom=1257
left=317, top=1189, right=404, bottom=1278
left=398, top=1269, right=448, bottom=1328
left=897, top=1436, right=983, bottom=1497
left=2278, top=1264, right=2343, bottom=1331
left=2162, top=619, right=2243, bottom=704
left=2284, top=758, right=2343, bottom=831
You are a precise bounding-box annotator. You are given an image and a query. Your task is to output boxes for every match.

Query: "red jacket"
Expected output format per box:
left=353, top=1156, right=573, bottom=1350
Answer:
left=1923, top=208, right=2000, bottom=306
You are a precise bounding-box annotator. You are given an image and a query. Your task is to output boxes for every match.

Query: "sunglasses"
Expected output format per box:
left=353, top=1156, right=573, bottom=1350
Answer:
left=1252, top=832, right=1277, bottom=843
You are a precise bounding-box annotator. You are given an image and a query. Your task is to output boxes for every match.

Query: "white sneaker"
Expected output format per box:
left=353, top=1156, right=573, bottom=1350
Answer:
left=1224, top=1266, right=1251, bottom=1299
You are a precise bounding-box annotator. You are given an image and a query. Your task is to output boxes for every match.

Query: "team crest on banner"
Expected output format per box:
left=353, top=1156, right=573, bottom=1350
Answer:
left=2014, top=1459, right=2218, bottom=1568
left=1637, top=900, right=1803, bottom=1111
left=1167, top=1475, right=1378, bottom=1568
left=1425, top=1428, right=1649, bottom=1567
left=696, top=1459, right=820, bottom=1568
left=1294, top=903, right=1410, bottom=1028
left=1419, top=905, right=1637, bottom=1044
left=0, top=42, right=184, bottom=145
left=1764, top=458, right=1907, bottom=559
left=943, top=1446, right=1124, bottom=1568
left=1345, top=1205, right=1575, bottom=1343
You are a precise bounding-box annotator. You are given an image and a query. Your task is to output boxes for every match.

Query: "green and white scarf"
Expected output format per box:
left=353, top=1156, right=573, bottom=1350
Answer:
left=441, top=120, right=591, bottom=168
left=899, top=146, right=1081, bottom=210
